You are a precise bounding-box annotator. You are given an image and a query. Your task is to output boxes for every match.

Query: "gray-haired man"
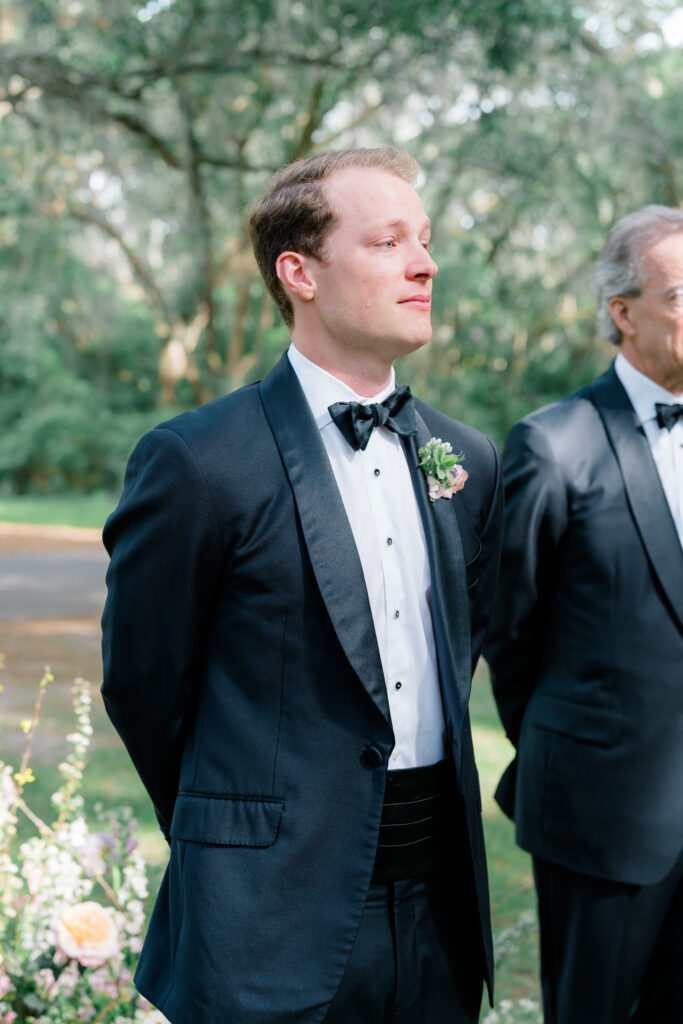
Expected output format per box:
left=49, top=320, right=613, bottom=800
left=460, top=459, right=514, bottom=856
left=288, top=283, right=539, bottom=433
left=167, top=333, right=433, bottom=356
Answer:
left=486, top=205, right=683, bottom=1023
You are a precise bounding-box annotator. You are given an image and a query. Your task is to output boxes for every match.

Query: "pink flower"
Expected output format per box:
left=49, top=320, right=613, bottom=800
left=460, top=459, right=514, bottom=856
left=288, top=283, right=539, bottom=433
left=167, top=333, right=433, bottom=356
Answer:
left=450, top=464, right=469, bottom=493
left=53, top=961, right=79, bottom=996
left=427, top=465, right=469, bottom=501
left=79, top=833, right=108, bottom=877
left=90, top=967, right=116, bottom=995
left=54, top=902, right=119, bottom=968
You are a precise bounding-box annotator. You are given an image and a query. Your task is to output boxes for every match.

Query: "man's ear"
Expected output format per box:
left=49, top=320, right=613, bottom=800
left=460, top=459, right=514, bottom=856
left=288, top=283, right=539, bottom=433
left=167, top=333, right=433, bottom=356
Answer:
left=608, top=296, right=636, bottom=338
left=276, top=251, right=316, bottom=302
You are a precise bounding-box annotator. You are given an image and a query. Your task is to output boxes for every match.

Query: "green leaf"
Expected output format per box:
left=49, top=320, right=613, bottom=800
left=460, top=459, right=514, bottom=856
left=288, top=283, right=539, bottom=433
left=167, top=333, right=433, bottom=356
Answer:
left=23, top=992, right=49, bottom=1012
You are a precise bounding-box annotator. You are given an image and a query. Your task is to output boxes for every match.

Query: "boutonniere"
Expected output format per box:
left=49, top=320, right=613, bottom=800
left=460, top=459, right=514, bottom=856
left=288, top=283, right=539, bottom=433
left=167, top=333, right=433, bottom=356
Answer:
left=418, top=437, right=468, bottom=501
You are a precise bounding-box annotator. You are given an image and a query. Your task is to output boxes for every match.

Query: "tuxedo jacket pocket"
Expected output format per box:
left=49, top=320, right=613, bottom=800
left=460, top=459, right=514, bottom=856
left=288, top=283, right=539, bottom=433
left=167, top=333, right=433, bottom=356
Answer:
left=170, top=793, right=284, bottom=847
left=528, top=693, right=621, bottom=749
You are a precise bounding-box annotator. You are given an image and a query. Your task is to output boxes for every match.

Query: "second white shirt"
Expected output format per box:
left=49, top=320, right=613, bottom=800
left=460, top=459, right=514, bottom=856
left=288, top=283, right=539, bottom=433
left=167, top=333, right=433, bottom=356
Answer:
left=615, top=352, right=683, bottom=547
left=288, top=344, right=447, bottom=769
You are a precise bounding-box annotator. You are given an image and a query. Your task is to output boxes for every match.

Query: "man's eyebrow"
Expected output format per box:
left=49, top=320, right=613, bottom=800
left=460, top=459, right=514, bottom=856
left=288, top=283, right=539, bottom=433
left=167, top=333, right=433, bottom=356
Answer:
left=364, top=217, right=432, bottom=234
left=642, top=281, right=683, bottom=295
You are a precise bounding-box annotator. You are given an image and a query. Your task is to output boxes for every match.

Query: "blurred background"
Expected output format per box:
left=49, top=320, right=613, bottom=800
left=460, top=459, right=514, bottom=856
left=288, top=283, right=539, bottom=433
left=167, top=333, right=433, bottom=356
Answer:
left=0, top=0, right=681, bottom=1017
left=0, top=0, right=681, bottom=502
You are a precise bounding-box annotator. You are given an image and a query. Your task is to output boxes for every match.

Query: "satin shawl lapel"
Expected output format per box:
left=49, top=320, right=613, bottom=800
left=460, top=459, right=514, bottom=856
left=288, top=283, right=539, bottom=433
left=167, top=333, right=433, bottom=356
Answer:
left=403, top=411, right=473, bottom=768
left=259, top=355, right=390, bottom=723
left=592, top=365, right=683, bottom=630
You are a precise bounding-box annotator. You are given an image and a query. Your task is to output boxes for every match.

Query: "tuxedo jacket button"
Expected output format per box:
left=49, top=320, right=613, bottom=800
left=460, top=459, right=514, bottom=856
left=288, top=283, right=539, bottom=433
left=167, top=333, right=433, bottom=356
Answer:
left=361, top=745, right=384, bottom=769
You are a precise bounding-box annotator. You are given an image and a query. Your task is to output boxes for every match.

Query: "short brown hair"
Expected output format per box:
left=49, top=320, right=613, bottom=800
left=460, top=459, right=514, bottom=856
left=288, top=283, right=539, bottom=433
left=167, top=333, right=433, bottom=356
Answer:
left=248, top=148, right=419, bottom=328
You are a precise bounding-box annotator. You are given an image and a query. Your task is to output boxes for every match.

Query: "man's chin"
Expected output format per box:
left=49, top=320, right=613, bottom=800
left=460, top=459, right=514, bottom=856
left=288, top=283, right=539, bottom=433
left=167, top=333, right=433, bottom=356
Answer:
left=394, top=333, right=431, bottom=358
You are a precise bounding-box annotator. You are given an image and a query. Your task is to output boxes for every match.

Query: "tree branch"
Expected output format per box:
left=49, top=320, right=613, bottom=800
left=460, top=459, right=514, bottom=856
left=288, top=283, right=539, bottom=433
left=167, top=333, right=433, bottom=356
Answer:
left=68, top=202, right=171, bottom=330
left=178, top=82, right=217, bottom=353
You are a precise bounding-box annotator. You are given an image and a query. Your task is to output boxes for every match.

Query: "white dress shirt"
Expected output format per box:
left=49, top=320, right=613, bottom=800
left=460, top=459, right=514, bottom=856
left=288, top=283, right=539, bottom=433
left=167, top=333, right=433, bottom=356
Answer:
left=615, top=352, right=683, bottom=546
left=287, top=344, right=447, bottom=768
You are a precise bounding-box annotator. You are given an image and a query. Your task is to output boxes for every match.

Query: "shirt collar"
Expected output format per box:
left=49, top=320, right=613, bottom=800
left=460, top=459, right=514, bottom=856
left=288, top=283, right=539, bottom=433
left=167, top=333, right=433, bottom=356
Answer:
left=614, top=351, right=681, bottom=426
left=287, top=343, right=397, bottom=430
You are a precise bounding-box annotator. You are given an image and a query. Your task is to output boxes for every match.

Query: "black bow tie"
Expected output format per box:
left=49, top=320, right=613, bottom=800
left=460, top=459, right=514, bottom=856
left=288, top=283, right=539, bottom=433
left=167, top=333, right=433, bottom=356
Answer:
left=655, top=402, right=683, bottom=431
left=328, top=386, right=416, bottom=452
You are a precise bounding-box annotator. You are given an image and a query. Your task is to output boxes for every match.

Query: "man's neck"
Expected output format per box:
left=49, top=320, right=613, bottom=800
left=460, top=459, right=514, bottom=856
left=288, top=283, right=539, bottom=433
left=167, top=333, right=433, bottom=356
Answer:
left=290, top=337, right=393, bottom=398
left=618, top=345, right=683, bottom=397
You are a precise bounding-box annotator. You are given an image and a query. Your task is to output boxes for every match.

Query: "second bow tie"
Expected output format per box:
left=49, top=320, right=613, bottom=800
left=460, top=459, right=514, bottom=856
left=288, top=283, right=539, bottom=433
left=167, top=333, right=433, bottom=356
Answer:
left=655, top=402, right=683, bottom=431
left=328, top=386, right=417, bottom=452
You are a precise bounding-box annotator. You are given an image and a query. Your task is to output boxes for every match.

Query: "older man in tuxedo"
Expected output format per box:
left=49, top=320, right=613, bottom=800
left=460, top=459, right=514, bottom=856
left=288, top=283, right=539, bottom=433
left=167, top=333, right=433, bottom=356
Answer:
left=486, top=205, right=683, bottom=1024
left=101, top=148, right=503, bottom=1024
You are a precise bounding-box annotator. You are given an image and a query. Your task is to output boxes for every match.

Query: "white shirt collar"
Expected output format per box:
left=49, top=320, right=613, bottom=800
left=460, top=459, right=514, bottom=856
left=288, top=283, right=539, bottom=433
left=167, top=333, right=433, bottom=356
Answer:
left=287, top=343, right=397, bottom=430
left=614, top=352, right=681, bottom=426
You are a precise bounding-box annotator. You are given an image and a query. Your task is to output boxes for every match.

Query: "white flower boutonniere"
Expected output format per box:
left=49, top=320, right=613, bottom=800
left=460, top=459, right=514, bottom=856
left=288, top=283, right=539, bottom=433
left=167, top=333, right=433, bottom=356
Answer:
left=418, top=437, right=468, bottom=501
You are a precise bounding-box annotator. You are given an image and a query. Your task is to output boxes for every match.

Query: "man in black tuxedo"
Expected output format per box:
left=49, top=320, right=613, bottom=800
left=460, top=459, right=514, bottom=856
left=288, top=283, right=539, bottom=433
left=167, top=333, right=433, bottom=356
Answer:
left=486, top=205, right=683, bottom=1024
left=101, top=148, right=503, bottom=1023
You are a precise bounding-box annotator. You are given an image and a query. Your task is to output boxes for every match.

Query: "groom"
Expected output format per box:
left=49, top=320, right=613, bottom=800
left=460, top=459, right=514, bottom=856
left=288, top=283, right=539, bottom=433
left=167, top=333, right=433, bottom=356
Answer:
left=101, top=147, right=503, bottom=1024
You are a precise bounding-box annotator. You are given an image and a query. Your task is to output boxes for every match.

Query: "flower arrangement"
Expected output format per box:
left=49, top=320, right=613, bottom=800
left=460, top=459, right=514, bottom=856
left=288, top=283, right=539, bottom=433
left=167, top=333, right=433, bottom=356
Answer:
left=0, top=666, right=168, bottom=1024
left=417, top=437, right=468, bottom=501
left=482, top=998, right=543, bottom=1023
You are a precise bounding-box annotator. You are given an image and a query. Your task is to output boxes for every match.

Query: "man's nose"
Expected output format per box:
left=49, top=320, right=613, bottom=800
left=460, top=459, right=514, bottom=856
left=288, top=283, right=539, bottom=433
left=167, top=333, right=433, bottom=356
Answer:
left=408, top=246, right=438, bottom=280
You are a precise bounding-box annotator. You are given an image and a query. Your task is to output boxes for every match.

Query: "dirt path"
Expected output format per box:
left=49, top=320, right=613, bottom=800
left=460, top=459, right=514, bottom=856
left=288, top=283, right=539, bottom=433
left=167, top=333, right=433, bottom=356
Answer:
left=0, top=522, right=108, bottom=756
left=0, top=522, right=108, bottom=622
left=0, top=521, right=103, bottom=555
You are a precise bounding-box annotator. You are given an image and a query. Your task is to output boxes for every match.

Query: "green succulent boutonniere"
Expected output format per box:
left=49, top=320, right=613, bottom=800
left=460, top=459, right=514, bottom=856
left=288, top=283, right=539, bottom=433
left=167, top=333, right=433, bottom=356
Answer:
left=418, top=437, right=468, bottom=501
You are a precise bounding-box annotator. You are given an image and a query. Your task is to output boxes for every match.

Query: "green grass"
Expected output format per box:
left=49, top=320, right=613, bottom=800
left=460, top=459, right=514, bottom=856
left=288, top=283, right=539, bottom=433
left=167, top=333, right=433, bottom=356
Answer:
left=0, top=493, right=117, bottom=529
left=471, top=663, right=540, bottom=1004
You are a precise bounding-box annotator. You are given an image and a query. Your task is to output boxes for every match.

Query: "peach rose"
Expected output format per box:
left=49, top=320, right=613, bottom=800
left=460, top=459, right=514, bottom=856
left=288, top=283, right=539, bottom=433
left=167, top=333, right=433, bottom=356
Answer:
left=55, top=901, right=119, bottom=968
left=427, top=465, right=469, bottom=500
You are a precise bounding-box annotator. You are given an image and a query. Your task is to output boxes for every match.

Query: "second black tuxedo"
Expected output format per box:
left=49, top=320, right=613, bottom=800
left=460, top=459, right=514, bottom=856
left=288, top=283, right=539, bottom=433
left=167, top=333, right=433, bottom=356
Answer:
left=487, top=363, right=683, bottom=883
left=101, top=353, right=503, bottom=1024
left=486, top=362, right=683, bottom=1021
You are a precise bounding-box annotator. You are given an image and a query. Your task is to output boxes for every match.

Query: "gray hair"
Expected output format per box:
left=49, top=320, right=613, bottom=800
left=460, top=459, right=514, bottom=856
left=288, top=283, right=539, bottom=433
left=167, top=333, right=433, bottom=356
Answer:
left=594, top=204, right=683, bottom=345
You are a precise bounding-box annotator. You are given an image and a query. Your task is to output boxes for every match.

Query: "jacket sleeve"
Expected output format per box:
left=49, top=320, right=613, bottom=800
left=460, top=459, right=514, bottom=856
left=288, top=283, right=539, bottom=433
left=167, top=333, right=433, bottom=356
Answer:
left=100, top=426, right=224, bottom=839
left=484, top=417, right=568, bottom=749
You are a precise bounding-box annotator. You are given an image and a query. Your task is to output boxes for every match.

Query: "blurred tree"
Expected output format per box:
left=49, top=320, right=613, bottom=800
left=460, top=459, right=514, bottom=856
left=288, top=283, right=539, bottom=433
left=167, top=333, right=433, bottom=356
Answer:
left=0, top=0, right=680, bottom=491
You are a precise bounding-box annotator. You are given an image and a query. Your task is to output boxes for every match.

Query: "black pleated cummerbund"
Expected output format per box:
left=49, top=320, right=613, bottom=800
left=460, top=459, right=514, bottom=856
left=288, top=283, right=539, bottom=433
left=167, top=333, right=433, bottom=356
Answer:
left=372, top=757, right=456, bottom=882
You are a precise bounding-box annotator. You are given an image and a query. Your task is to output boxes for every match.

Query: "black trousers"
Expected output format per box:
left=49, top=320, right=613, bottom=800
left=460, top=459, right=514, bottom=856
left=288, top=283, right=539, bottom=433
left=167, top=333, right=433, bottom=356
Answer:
left=323, top=869, right=483, bottom=1023
left=533, top=847, right=683, bottom=1024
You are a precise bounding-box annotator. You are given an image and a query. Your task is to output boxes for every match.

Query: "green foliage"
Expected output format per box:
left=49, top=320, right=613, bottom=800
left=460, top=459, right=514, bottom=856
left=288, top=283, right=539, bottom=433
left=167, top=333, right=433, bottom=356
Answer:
left=0, top=0, right=681, bottom=489
left=0, top=208, right=171, bottom=491
left=0, top=673, right=167, bottom=1023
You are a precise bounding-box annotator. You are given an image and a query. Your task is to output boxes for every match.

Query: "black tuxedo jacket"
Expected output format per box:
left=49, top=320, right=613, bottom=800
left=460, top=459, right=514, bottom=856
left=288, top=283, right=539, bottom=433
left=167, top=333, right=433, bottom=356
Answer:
left=101, top=354, right=503, bottom=1024
left=486, top=363, right=683, bottom=887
